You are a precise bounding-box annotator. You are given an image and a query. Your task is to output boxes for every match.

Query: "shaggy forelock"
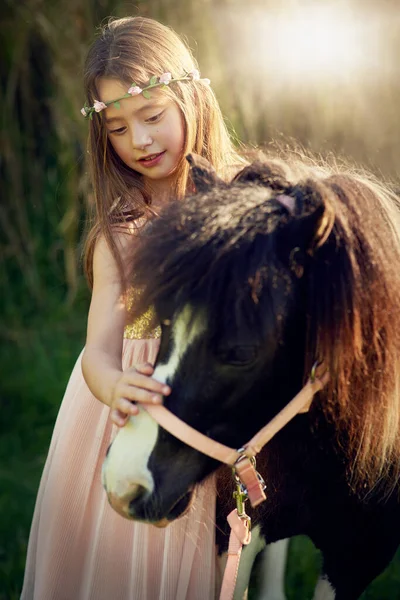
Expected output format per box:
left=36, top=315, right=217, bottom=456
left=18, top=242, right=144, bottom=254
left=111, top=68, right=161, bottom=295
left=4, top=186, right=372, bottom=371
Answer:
left=130, top=183, right=294, bottom=335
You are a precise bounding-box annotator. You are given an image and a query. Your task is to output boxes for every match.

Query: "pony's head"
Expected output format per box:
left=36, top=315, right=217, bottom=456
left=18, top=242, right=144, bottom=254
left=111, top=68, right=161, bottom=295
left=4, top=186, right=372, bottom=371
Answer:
left=103, top=155, right=400, bottom=522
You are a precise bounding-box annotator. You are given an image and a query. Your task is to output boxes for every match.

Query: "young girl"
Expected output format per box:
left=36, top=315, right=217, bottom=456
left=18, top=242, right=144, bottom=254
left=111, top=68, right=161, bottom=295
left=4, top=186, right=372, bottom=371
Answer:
left=21, top=16, right=244, bottom=600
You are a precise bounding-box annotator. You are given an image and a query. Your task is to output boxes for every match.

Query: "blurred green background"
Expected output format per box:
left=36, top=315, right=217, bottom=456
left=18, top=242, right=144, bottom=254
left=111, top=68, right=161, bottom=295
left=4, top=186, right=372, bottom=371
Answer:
left=1, top=0, right=400, bottom=598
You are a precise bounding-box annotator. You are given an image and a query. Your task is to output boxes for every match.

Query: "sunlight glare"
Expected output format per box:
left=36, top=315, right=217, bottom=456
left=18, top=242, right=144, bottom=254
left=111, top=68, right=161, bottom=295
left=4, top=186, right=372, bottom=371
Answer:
left=251, top=4, right=379, bottom=82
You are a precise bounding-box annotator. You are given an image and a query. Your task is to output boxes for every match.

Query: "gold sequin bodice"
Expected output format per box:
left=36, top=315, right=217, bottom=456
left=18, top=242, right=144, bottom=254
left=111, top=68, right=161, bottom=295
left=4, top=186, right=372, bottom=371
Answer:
left=124, top=306, right=161, bottom=340
left=123, top=289, right=161, bottom=340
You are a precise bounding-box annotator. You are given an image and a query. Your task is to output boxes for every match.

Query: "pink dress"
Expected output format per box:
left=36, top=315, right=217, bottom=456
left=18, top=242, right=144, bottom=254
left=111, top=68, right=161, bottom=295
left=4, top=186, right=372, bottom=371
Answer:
left=21, top=311, right=217, bottom=600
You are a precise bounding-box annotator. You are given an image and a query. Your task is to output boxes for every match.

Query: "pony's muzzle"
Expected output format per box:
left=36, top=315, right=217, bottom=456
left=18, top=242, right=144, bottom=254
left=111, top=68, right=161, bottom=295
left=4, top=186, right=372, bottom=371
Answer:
left=105, top=484, right=148, bottom=519
left=101, top=408, right=158, bottom=518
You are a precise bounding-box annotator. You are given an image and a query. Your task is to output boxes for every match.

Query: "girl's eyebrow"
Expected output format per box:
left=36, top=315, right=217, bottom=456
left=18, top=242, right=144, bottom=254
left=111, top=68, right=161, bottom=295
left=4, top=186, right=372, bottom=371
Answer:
left=105, top=101, right=166, bottom=124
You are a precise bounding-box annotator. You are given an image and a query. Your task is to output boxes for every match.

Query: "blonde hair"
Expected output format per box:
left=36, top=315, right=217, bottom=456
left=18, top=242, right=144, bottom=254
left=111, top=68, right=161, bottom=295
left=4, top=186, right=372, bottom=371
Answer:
left=272, top=156, right=400, bottom=494
left=259, top=153, right=400, bottom=495
left=82, top=16, right=243, bottom=286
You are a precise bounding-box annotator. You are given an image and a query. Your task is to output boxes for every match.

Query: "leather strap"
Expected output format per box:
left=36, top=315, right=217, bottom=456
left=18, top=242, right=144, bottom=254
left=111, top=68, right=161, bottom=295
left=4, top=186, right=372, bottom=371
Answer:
left=219, top=510, right=251, bottom=600
left=143, top=403, right=240, bottom=464
left=244, top=369, right=329, bottom=457
left=144, top=368, right=329, bottom=469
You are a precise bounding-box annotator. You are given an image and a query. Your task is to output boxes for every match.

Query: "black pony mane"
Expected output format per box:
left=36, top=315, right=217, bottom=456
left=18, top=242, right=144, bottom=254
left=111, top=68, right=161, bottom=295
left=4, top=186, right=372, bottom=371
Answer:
left=130, top=161, right=328, bottom=332
left=129, top=159, right=400, bottom=494
left=132, top=184, right=293, bottom=338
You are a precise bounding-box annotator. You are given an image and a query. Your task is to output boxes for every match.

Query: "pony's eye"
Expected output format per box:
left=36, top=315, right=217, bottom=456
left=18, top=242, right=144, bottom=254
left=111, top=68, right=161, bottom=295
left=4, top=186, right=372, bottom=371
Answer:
left=217, top=346, right=258, bottom=367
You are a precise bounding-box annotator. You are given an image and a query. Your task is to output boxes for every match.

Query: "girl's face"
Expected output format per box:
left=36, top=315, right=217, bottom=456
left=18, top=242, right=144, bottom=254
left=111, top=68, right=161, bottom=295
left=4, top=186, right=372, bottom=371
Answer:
left=98, top=78, right=185, bottom=187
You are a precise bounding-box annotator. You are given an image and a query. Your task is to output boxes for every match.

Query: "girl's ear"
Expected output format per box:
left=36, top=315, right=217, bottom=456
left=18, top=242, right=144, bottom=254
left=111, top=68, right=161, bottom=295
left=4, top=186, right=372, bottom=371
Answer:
left=186, top=153, right=225, bottom=192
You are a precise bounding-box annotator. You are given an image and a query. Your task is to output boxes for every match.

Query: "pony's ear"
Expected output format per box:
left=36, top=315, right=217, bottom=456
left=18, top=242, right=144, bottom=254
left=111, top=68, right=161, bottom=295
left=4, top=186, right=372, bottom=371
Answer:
left=300, top=203, right=331, bottom=254
left=233, top=161, right=289, bottom=190
left=186, top=154, right=224, bottom=192
left=284, top=184, right=335, bottom=256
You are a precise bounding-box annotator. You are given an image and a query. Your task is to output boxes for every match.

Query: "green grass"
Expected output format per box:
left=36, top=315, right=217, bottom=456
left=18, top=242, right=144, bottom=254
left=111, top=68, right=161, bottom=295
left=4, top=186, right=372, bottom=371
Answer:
left=249, top=536, right=400, bottom=598
left=0, top=302, right=88, bottom=599
left=285, top=537, right=400, bottom=599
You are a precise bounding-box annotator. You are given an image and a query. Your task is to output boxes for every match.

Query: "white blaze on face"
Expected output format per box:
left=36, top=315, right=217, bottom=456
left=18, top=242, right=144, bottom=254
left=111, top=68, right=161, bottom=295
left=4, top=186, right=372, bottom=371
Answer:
left=152, top=305, right=206, bottom=385
left=102, top=304, right=206, bottom=506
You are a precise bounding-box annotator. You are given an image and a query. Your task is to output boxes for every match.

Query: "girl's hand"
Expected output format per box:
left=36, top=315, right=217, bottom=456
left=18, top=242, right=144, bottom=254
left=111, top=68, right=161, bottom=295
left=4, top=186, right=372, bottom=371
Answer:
left=110, top=363, right=171, bottom=427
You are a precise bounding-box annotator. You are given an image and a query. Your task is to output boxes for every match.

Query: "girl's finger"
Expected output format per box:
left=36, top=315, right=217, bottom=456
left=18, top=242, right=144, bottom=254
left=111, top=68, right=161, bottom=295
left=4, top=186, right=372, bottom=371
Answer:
left=110, top=408, right=129, bottom=427
left=134, top=363, right=154, bottom=375
left=115, top=397, right=140, bottom=415
left=119, top=385, right=163, bottom=405
left=124, top=372, right=171, bottom=396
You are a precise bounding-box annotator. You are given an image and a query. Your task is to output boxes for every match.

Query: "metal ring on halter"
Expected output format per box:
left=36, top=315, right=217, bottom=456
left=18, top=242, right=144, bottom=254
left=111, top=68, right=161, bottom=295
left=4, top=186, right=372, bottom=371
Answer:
left=256, top=471, right=267, bottom=491
left=234, top=449, right=256, bottom=467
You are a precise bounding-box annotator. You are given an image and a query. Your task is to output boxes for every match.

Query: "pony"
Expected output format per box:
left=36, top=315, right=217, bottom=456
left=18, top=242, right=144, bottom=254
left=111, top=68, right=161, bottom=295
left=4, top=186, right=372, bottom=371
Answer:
left=103, top=154, right=400, bottom=599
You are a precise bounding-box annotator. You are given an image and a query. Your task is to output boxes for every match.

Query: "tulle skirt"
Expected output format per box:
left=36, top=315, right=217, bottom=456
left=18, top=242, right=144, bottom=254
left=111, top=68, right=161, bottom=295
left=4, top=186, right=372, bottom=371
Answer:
left=21, top=338, right=217, bottom=600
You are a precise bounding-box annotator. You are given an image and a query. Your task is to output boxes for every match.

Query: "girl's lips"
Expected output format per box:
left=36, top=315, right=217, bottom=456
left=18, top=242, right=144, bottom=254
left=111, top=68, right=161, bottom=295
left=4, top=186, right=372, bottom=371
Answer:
left=137, top=151, right=166, bottom=168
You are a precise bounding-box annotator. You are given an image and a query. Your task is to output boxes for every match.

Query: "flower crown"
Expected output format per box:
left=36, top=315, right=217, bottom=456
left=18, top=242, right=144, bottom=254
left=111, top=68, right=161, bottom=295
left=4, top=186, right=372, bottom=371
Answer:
left=81, top=70, right=210, bottom=119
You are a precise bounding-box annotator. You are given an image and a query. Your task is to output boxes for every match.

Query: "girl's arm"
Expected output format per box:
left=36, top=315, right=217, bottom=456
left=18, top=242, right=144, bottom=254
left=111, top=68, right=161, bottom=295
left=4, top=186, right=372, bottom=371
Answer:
left=81, top=232, right=170, bottom=426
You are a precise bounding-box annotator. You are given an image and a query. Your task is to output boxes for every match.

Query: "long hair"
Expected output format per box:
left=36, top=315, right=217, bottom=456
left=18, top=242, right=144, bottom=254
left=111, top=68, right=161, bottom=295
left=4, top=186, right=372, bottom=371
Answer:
left=82, top=16, right=244, bottom=287
left=129, top=154, right=400, bottom=494
left=236, top=157, right=400, bottom=494
left=307, top=169, right=400, bottom=495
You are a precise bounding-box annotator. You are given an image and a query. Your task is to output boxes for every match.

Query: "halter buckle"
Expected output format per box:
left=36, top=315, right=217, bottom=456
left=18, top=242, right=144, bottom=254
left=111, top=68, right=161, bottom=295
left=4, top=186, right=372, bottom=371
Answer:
left=232, top=452, right=267, bottom=508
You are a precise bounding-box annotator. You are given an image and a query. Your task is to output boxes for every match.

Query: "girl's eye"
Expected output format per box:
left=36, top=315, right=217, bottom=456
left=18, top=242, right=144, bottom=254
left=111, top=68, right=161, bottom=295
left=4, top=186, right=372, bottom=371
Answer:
left=109, top=127, right=126, bottom=135
left=146, top=111, right=164, bottom=124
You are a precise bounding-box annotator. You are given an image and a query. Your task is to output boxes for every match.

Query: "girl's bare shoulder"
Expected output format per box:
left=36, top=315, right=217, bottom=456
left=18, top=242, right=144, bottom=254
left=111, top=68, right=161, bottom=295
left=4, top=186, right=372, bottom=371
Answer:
left=93, top=221, right=145, bottom=286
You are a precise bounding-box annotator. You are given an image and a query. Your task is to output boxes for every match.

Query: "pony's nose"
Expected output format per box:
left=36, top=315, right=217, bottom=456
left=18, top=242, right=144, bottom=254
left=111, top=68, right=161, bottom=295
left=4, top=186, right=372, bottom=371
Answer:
left=106, top=484, right=147, bottom=519
left=128, top=484, right=149, bottom=514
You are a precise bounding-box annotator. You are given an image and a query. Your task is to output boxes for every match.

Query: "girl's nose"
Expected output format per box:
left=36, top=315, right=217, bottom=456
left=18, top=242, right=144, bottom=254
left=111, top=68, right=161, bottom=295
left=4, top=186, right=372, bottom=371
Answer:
left=132, top=125, right=153, bottom=150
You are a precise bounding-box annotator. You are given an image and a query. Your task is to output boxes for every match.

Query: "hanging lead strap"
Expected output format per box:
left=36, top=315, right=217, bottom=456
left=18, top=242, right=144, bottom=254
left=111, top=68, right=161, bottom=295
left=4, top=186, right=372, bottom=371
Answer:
left=219, top=478, right=252, bottom=600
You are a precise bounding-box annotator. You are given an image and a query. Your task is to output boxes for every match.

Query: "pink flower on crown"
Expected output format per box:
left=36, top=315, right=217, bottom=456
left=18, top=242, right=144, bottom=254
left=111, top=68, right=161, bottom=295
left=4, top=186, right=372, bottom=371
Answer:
left=159, top=72, right=172, bottom=85
left=189, top=69, right=200, bottom=81
left=128, top=86, right=143, bottom=96
left=81, top=107, right=88, bottom=116
left=93, top=100, right=107, bottom=113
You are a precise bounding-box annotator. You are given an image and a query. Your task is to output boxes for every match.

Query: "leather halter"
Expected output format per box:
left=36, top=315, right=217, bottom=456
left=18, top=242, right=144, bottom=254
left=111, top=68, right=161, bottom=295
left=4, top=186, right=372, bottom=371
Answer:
left=144, top=364, right=329, bottom=507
